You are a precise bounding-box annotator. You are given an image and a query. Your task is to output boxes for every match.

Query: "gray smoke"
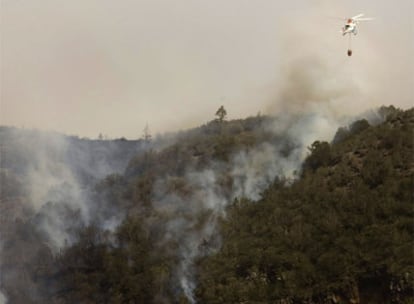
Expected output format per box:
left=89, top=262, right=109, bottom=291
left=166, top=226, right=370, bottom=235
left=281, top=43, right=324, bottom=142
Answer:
left=0, top=109, right=396, bottom=303
left=0, top=128, right=144, bottom=301
left=149, top=39, right=397, bottom=300
left=1, top=1, right=412, bottom=302
left=3, top=0, right=412, bottom=138
left=153, top=168, right=226, bottom=303
left=0, top=291, right=6, bottom=304
left=4, top=130, right=138, bottom=245
left=150, top=108, right=355, bottom=302
left=0, top=47, right=397, bottom=304
left=0, top=239, right=5, bottom=304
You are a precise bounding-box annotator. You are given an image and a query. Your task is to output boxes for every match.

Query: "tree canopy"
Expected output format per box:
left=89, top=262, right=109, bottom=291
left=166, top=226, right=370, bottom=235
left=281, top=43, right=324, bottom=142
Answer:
left=0, top=107, right=412, bottom=303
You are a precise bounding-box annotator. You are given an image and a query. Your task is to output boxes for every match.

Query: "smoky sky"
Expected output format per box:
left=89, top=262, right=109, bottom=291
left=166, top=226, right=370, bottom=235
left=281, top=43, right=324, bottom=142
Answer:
left=1, top=0, right=413, bottom=138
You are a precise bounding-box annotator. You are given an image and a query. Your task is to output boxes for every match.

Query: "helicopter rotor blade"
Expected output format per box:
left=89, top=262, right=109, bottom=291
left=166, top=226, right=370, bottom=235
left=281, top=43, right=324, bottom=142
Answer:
left=351, top=13, right=364, bottom=19
left=355, top=17, right=374, bottom=21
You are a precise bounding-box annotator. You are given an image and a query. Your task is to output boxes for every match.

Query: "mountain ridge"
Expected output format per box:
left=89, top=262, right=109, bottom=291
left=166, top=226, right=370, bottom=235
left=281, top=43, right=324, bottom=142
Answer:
left=0, top=106, right=412, bottom=303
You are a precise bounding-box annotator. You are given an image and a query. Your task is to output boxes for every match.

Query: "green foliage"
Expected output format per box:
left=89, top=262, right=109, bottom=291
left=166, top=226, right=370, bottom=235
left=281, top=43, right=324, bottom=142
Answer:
left=54, top=218, right=176, bottom=303
left=215, top=105, right=227, bottom=122
left=303, top=140, right=332, bottom=172
left=196, top=108, right=414, bottom=303
left=349, top=119, right=370, bottom=134
left=125, top=116, right=274, bottom=181
left=332, top=119, right=370, bottom=144
left=2, top=107, right=412, bottom=303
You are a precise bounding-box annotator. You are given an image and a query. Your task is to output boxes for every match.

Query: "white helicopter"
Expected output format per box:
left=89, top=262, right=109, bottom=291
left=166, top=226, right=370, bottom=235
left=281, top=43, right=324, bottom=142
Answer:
left=340, top=13, right=373, bottom=56
left=342, top=13, right=373, bottom=36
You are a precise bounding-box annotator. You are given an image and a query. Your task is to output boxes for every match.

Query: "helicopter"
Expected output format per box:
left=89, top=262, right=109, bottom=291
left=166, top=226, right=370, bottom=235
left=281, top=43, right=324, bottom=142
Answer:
left=342, top=13, right=373, bottom=36
left=340, top=13, right=373, bottom=56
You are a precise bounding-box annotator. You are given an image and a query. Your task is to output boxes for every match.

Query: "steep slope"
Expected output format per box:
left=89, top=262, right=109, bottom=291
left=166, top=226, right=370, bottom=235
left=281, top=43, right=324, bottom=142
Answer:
left=0, top=128, right=145, bottom=304
left=1, top=107, right=411, bottom=304
left=49, top=115, right=298, bottom=304
left=196, top=108, right=413, bottom=303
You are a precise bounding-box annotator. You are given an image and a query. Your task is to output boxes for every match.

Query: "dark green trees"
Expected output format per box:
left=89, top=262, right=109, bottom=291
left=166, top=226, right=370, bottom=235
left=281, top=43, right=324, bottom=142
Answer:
left=196, top=108, right=414, bottom=303
left=54, top=218, right=176, bottom=303
left=215, top=105, right=227, bottom=122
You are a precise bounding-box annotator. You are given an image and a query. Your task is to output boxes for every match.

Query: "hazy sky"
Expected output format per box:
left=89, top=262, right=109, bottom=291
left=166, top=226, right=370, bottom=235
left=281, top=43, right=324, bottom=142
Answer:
left=1, top=0, right=413, bottom=138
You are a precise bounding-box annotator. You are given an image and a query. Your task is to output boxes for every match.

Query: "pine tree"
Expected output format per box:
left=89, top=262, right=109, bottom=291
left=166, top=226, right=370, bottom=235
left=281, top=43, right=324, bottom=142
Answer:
left=215, top=105, right=227, bottom=122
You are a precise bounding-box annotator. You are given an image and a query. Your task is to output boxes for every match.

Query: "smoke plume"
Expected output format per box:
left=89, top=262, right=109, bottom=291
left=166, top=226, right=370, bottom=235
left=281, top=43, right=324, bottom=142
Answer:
left=0, top=128, right=143, bottom=302
left=150, top=109, right=357, bottom=302
left=2, top=0, right=412, bottom=137
left=1, top=1, right=412, bottom=302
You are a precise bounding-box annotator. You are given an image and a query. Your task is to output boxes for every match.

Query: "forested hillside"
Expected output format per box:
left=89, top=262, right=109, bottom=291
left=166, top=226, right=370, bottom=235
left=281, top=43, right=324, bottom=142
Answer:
left=0, top=129, right=144, bottom=303
left=0, top=107, right=412, bottom=304
left=196, top=108, right=414, bottom=303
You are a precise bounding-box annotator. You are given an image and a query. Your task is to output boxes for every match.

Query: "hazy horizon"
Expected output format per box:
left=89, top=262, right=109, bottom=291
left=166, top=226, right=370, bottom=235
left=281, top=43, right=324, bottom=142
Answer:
left=1, top=0, right=413, bottom=138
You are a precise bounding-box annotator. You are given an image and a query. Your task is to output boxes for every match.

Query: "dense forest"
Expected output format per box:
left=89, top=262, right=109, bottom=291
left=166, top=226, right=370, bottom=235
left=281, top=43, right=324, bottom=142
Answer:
left=196, top=108, right=413, bottom=303
left=0, top=106, right=412, bottom=303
